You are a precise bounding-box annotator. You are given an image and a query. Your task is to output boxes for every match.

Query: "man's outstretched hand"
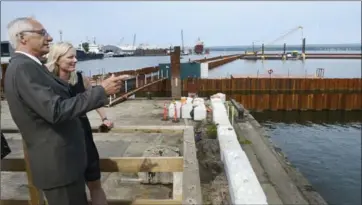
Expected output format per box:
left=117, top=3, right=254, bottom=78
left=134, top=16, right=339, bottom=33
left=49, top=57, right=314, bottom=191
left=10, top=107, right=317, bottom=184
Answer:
left=100, top=74, right=130, bottom=95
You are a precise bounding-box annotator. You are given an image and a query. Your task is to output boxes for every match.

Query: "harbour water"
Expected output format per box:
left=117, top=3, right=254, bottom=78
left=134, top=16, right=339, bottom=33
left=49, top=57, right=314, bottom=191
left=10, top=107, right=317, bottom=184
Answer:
left=209, top=58, right=361, bottom=78
left=77, top=51, right=361, bottom=205
left=77, top=51, right=362, bottom=79
left=252, top=111, right=361, bottom=205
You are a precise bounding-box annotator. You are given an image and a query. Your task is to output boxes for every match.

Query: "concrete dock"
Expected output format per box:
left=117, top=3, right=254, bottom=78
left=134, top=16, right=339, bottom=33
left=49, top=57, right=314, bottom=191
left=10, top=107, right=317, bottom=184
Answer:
left=1, top=100, right=202, bottom=205
left=241, top=53, right=361, bottom=60
left=1, top=98, right=328, bottom=205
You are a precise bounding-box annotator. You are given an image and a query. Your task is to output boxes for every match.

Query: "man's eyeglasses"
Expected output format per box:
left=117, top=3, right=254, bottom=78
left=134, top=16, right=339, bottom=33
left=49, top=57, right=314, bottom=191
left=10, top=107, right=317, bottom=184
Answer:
left=17, top=29, right=49, bottom=37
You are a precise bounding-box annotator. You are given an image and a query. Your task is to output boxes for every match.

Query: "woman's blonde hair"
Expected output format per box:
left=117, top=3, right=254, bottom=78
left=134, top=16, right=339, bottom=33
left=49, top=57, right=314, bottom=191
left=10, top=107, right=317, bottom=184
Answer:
left=46, top=42, right=78, bottom=85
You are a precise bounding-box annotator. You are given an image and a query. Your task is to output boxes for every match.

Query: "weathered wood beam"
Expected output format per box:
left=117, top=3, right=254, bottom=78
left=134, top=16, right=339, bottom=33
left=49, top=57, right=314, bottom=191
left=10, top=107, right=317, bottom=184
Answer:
left=172, top=172, right=183, bottom=201
left=182, top=127, right=203, bottom=204
left=1, top=126, right=185, bottom=134
left=0, top=199, right=182, bottom=205
left=1, top=157, right=184, bottom=172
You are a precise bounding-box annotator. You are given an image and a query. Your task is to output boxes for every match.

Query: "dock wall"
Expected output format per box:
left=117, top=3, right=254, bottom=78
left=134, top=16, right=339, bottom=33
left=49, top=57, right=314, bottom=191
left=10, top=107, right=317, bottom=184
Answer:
left=208, top=55, right=240, bottom=70
left=210, top=98, right=268, bottom=204
left=134, top=78, right=361, bottom=111
left=241, top=53, right=362, bottom=60
left=231, top=107, right=327, bottom=204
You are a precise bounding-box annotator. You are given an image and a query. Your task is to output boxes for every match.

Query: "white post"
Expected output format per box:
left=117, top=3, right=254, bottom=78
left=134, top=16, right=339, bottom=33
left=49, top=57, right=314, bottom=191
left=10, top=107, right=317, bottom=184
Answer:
left=145, top=75, right=147, bottom=84
left=231, top=106, right=234, bottom=125
left=227, top=104, right=230, bottom=118
left=136, top=75, right=139, bottom=88
left=125, top=80, right=128, bottom=92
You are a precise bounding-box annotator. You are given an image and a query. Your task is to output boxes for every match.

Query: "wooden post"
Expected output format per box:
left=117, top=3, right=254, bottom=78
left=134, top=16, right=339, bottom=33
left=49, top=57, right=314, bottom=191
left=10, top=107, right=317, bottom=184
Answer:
left=171, top=46, right=181, bottom=98
left=136, top=75, right=139, bottom=88
left=22, top=140, right=46, bottom=205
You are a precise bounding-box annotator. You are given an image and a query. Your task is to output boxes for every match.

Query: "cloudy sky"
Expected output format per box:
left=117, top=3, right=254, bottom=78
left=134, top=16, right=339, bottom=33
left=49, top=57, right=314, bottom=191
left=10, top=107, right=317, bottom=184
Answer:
left=1, top=1, right=361, bottom=47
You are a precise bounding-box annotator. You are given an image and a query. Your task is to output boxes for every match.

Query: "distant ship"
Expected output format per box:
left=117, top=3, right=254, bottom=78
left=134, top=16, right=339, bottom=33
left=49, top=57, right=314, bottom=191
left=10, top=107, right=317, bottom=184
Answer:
left=76, top=39, right=104, bottom=61
left=118, top=44, right=137, bottom=55
left=133, top=44, right=168, bottom=56
left=76, top=49, right=104, bottom=61
left=194, top=38, right=204, bottom=55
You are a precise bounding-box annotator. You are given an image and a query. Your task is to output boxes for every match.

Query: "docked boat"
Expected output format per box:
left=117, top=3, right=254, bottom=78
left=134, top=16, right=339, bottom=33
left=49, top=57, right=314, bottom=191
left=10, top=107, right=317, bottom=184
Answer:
left=133, top=44, right=168, bottom=56
left=76, top=40, right=104, bottom=61
left=194, top=38, right=204, bottom=55
left=118, top=44, right=137, bottom=56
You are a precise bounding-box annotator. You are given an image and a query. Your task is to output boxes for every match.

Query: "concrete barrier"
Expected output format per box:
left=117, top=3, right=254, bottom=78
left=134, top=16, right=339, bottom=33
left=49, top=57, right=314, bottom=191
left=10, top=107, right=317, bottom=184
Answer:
left=211, top=98, right=268, bottom=205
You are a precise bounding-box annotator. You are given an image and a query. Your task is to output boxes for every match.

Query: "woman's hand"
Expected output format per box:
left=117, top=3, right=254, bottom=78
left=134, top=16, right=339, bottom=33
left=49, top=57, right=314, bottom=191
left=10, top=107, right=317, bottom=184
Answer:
left=103, top=119, right=114, bottom=129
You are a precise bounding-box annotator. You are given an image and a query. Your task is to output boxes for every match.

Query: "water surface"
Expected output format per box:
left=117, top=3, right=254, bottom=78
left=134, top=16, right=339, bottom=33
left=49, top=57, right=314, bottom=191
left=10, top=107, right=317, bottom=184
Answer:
left=253, top=112, right=361, bottom=205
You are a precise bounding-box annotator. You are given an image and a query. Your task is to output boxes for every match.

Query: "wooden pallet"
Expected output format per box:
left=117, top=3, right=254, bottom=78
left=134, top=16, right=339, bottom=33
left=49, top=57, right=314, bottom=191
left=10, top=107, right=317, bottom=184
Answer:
left=1, top=126, right=202, bottom=205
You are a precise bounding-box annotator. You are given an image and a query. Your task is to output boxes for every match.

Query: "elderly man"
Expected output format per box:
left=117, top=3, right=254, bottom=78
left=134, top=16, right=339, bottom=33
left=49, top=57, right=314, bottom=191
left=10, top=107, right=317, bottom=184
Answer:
left=4, top=17, right=124, bottom=205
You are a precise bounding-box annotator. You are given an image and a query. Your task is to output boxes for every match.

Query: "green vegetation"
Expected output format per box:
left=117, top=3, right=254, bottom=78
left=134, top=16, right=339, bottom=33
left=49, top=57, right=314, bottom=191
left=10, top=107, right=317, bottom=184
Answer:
left=239, top=139, right=252, bottom=145
left=206, top=123, right=218, bottom=139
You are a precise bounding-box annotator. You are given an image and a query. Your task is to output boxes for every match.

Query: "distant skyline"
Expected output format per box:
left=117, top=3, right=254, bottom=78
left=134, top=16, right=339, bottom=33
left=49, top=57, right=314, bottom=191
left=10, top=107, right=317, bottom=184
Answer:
left=1, top=1, right=361, bottom=47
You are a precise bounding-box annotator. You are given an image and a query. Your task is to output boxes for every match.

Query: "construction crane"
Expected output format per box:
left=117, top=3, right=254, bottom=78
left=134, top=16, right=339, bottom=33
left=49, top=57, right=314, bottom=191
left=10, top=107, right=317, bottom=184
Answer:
left=249, top=26, right=304, bottom=54
left=265, top=26, right=303, bottom=46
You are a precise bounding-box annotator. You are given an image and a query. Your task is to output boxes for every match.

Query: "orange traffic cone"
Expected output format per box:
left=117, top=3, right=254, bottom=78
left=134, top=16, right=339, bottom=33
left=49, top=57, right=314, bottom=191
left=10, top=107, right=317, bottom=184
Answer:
left=172, top=102, right=180, bottom=123
left=161, top=102, right=168, bottom=121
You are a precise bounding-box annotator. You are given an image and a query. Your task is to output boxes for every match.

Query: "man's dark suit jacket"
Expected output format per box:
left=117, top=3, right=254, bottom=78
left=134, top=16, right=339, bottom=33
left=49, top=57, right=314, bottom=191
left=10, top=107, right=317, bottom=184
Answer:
left=4, top=53, right=108, bottom=189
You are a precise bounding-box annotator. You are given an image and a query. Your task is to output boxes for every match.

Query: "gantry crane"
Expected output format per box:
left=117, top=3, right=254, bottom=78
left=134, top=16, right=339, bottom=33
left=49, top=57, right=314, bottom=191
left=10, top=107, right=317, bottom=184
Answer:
left=249, top=26, right=304, bottom=54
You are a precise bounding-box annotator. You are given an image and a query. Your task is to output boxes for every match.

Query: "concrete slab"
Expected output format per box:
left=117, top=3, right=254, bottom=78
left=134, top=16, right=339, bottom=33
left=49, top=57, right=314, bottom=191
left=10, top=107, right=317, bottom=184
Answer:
left=1, top=99, right=204, bottom=204
left=211, top=99, right=268, bottom=205
left=232, top=125, right=283, bottom=205
left=1, top=130, right=184, bottom=201
left=1, top=100, right=186, bottom=130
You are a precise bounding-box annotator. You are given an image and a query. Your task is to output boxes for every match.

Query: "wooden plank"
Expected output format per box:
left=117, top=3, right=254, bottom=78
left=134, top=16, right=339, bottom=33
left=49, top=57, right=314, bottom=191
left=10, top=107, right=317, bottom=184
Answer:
left=109, top=78, right=166, bottom=106
left=172, top=172, right=183, bottom=201
left=0, top=199, right=182, bottom=205
left=22, top=140, right=45, bottom=205
left=182, top=127, right=202, bottom=204
left=2, top=157, right=184, bottom=173
left=1, top=126, right=185, bottom=134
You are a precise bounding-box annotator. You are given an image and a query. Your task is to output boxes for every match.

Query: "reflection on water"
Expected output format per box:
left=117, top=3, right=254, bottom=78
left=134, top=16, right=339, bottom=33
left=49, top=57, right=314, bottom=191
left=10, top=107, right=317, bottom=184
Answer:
left=252, top=111, right=361, bottom=205
left=208, top=55, right=361, bottom=79
left=76, top=51, right=361, bottom=79
left=252, top=110, right=362, bottom=125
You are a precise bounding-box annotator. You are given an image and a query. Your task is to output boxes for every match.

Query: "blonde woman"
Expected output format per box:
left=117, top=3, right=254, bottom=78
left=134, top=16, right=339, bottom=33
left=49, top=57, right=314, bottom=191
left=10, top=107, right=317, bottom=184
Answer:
left=46, top=42, right=111, bottom=205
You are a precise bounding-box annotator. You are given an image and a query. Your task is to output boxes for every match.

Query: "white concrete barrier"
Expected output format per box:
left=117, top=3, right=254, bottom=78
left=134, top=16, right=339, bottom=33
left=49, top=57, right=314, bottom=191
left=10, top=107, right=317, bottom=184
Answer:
left=211, top=99, right=230, bottom=126
left=211, top=98, right=268, bottom=205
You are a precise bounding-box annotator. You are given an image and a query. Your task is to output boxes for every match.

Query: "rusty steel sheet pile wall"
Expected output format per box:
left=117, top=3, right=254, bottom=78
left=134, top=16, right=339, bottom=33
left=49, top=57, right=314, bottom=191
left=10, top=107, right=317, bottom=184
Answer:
left=208, top=55, right=241, bottom=70
left=193, top=54, right=236, bottom=63
left=181, top=78, right=362, bottom=111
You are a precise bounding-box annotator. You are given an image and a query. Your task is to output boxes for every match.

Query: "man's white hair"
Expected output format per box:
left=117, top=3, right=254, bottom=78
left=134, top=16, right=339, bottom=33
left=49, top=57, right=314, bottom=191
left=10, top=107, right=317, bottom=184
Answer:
left=7, top=17, right=34, bottom=49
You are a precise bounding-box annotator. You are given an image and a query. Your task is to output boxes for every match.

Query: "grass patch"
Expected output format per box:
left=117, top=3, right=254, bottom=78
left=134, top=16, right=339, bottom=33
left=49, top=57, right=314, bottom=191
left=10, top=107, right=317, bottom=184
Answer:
left=206, top=123, right=218, bottom=139
left=239, top=139, right=252, bottom=145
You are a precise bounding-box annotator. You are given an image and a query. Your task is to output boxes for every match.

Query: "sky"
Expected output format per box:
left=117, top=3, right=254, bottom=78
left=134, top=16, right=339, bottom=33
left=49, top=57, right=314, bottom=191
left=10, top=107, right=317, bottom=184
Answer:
left=1, top=1, right=361, bottom=47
